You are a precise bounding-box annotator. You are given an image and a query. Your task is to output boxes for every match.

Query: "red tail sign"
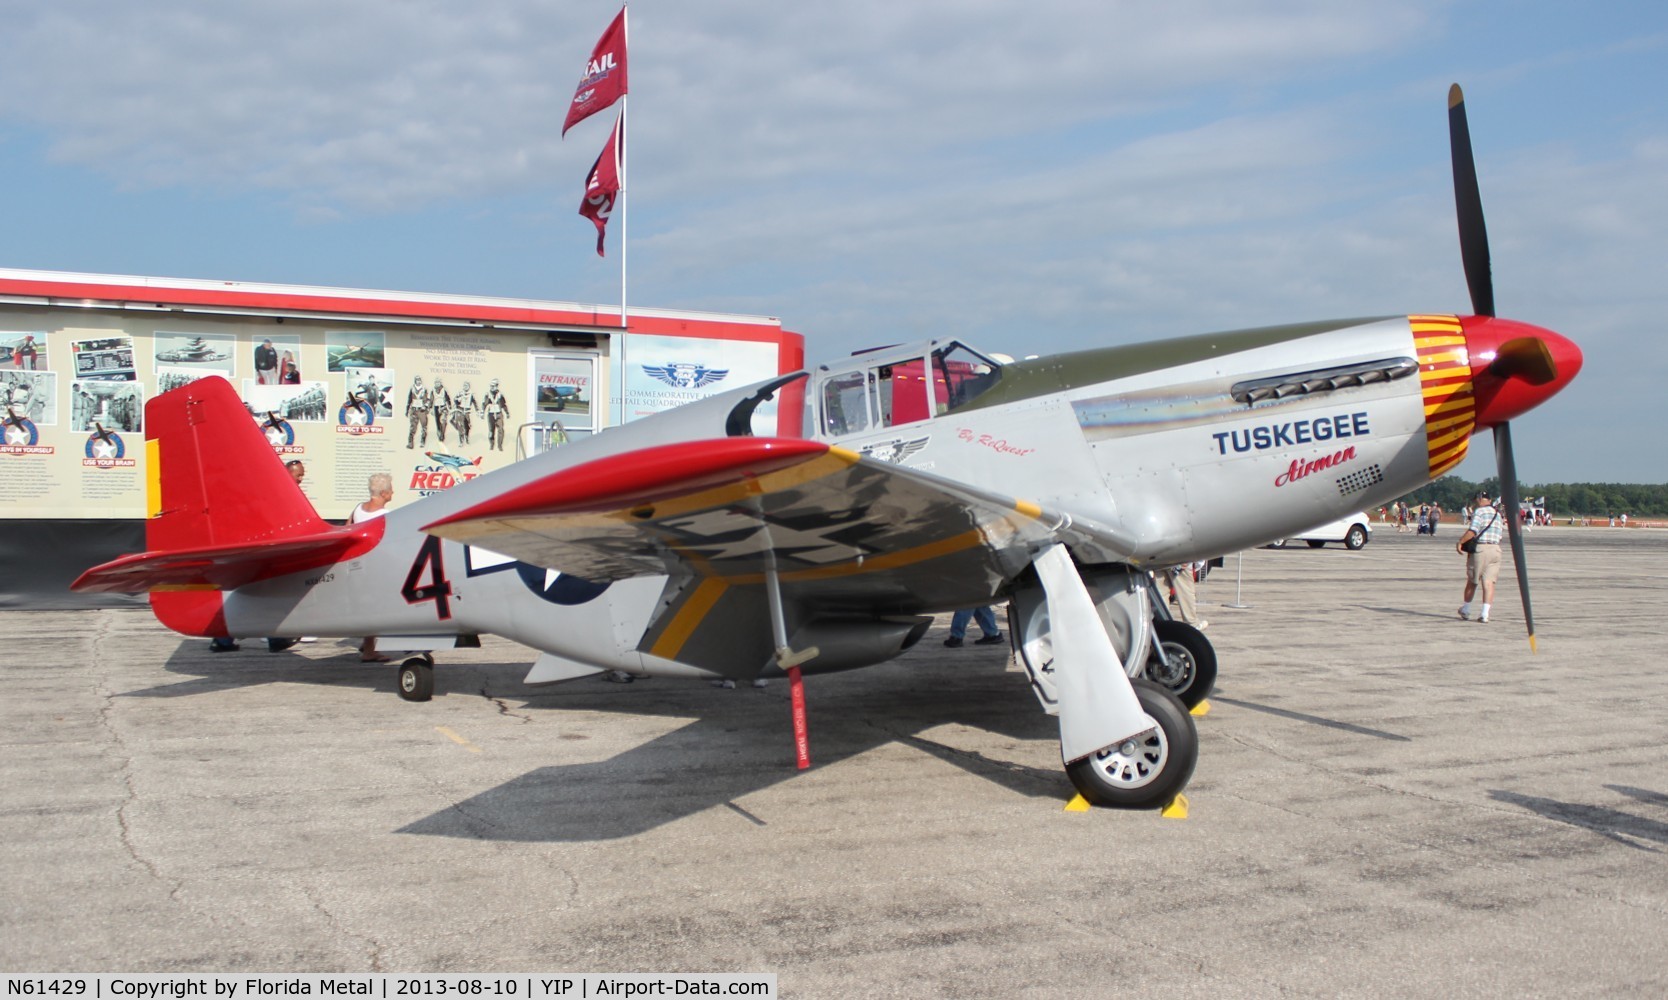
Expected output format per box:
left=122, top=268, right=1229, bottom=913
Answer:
left=579, top=115, right=623, bottom=256
left=562, top=7, right=628, bottom=136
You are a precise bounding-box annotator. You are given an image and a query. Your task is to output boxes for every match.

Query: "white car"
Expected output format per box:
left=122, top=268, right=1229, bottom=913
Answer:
left=1266, top=512, right=1373, bottom=550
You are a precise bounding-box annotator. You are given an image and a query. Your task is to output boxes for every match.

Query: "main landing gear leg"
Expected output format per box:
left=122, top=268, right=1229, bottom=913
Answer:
left=1031, top=545, right=1198, bottom=808
left=764, top=561, right=817, bottom=769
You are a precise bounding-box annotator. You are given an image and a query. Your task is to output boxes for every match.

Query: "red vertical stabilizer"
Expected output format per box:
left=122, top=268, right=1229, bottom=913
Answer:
left=69, top=377, right=376, bottom=636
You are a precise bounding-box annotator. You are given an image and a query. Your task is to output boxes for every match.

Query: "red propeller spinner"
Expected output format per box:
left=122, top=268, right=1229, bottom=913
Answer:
left=1459, top=315, right=1584, bottom=430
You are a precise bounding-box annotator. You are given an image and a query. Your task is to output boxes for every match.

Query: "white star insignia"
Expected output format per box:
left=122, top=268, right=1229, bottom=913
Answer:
left=265, top=426, right=287, bottom=444
left=92, top=440, right=117, bottom=458
left=346, top=408, right=367, bottom=425
left=5, top=425, right=29, bottom=444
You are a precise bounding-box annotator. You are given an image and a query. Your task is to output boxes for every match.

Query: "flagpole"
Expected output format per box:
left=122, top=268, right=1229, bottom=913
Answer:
left=618, top=5, right=629, bottom=329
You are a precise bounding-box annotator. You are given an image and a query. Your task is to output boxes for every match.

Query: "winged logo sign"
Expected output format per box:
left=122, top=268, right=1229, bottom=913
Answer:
left=642, top=363, right=729, bottom=390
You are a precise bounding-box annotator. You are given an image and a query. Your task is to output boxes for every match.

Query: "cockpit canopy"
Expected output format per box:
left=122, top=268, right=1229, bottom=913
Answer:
left=812, top=340, right=1002, bottom=439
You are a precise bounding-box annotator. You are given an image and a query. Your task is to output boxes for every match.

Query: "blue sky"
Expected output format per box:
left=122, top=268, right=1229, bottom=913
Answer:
left=1, top=1, right=1663, bottom=483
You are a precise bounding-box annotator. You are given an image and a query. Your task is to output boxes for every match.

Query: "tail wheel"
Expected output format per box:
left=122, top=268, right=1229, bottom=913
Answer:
left=1144, top=620, right=1217, bottom=709
left=1065, top=680, right=1198, bottom=809
left=398, top=658, right=435, bottom=702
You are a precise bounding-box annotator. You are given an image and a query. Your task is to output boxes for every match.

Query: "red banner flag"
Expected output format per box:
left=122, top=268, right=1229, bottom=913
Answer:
left=579, top=115, right=622, bottom=256
left=562, top=8, right=628, bottom=136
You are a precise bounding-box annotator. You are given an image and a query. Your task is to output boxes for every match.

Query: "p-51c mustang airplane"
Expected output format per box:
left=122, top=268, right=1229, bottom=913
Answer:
left=74, top=87, right=1581, bottom=809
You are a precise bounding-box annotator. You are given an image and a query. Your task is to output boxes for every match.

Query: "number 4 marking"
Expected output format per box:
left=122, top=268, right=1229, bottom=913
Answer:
left=402, top=535, right=453, bottom=620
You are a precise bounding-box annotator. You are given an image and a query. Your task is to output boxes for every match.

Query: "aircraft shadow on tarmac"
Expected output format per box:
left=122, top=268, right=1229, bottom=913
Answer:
left=1489, top=788, right=1668, bottom=853
left=395, top=664, right=1069, bottom=842
left=140, top=640, right=1068, bottom=841
left=1206, top=695, right=1411, bottom=742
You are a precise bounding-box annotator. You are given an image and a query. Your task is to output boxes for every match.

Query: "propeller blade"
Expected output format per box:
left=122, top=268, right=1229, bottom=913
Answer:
left=1449, top=84, right=1495, bottom=318
left=1493, top=421, right=1536, bottom=651
left=1488, top=336, right=1559, bottom=385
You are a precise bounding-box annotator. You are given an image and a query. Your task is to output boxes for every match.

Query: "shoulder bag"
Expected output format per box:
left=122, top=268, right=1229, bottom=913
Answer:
left=1460, top=510, right=1496, bottom=554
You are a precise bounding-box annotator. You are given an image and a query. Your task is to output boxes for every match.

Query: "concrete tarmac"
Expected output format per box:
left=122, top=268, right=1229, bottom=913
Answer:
left=4, top=526, right=1667, bottom=996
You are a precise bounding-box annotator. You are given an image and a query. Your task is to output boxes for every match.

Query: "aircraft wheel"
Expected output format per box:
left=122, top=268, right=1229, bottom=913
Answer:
left=1066, top=680, right=1198, bottom=809
left=1144, top=620, right=1216, bottom=709
left=398, top=658, right=435, bottom=702
left=554, top=398, right=566, bottom=411
left=1306, top=539, right=1327, bottom=549
left=1344, top=525, right=1369, bottom=550
left=1266, top=538, right=1287, bottom=549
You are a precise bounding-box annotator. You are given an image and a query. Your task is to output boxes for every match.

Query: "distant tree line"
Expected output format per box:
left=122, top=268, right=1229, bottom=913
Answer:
left=1395, top=476, right=1668, bottom=517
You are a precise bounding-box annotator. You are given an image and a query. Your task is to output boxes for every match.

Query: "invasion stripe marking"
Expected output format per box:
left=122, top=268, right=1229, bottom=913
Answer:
left=649, top=577, right=730, bottom=660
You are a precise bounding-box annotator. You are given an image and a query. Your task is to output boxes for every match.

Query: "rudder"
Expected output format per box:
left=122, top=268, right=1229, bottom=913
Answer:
left=146, top=375, right=326, bottom=551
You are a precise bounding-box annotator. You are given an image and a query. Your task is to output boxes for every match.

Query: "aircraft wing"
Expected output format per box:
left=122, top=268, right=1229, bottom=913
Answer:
left=423, top=438, right=1104, bottom=672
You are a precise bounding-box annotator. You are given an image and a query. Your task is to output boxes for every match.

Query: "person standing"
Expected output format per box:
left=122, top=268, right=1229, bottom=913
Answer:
left=404, top=376, right=433, bottom=449
left=431, top=377, right=452, bottom=444
left=944, top=606, right=1003, bottom=648
left=254, top=338, right=279, bottom=385
left=482, top=378, right=510, bottom=451
left=71, top=382, right=90, bottom=430
left=452, top=380, right=478, bottom=444
left=350, top=473, right=395, bottom=661
left=1164, top=563, right=1208, bottom=630
left=1456, top=490, right=1504, bottom=623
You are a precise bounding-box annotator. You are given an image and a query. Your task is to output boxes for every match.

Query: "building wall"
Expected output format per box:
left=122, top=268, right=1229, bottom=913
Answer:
left=0, top=271, right=803, bottom=606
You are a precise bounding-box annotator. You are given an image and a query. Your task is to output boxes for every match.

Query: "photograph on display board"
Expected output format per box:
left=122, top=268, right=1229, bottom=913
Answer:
left=71, top=336, right=137, bottom=382
left=534, top=357, right=593, bottom=421
left=244, top=380, right=330, bottom=423
left=153, top=331, right=235, bottom=376
left=156, top=366, right=219, bottom=395
left=343, top=367, right=394, bottom=417
left=4, top=370, right=57, bottom=426
left=326, top=331, right=386, bottom=373
left=0, top=331, right=45, bottom=371
left=253, top=334, right=303, bottom=386
left=73, top=379, right=141, bottom=433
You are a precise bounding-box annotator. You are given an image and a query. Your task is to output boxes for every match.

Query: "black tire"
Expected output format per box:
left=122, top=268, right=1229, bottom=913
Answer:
left=1144, top=620, right=1217, bottom=709
left=554, top=398, right=566, bottom=412
left=1344, top=525, right=1368, bottom=550
left=1306, top=539, right=1327, bottom=548
left=1266, top=538, right=1287, bottom=549
left=398, top=658, right=434, bottom=702
left=1065, top=680, right=1198, bottom=809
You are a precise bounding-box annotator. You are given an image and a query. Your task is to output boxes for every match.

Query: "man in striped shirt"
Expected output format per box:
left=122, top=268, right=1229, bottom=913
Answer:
left=1456, top=490, right=1505, bottom=623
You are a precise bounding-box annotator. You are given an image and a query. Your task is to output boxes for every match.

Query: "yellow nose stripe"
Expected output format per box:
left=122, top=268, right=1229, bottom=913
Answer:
left=1412, top=316, right=1475, bottom=478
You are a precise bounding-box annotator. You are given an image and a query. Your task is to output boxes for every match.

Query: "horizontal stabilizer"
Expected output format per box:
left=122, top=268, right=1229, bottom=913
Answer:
left=525, top=651, right=609, bottom=685
left=71, top=521, right=383, bottom=594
